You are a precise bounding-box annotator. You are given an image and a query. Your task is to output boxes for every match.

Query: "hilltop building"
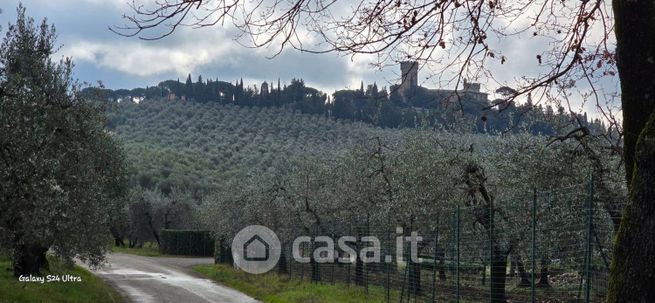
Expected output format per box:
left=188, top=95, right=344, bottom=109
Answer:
left=399, top=61, right=419, bottom=92
left=395, top=61, right=488, bottom=105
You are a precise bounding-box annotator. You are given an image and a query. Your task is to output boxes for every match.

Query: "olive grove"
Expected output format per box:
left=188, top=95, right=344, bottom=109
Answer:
left=115, top=0, right=655, bottom=300
left=201, top=129, right=625, bottom=301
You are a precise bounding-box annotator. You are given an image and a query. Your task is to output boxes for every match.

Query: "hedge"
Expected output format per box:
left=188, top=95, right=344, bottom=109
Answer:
left=160, top=229, right=214, bottom=256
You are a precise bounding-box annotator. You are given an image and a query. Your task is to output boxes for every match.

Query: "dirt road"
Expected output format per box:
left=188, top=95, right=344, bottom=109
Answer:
left=88, top=253, right=259, bottom=303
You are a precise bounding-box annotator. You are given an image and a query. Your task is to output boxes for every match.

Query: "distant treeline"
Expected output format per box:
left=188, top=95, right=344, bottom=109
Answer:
left=83, top=74, right=603, bottom=134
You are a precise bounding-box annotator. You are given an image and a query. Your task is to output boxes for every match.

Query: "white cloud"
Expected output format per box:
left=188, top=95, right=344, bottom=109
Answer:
left=63, top=35, right=237, bottom=77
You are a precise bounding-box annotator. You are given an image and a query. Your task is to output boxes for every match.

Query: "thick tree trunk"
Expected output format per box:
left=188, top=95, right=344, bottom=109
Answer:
left=13, top=244, right=49, bottom=278
left=607, top=111, right=655, bottom=302
left=607, top=0, right=655, bottom=303
left=613, top=0, right=655, bottom=186
left=607, top=1, right=655, bottom=301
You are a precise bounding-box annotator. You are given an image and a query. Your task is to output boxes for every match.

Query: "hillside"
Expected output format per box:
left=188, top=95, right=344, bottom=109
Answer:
left=85, top=73, right=603, bottom=134
left=105, top=99, right=398, bottom=196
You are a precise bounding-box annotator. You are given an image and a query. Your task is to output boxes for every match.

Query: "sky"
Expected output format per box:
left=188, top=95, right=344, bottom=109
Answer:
left=0, top=0, right=620, bottom=117
left=0, top=0, right=397, bottom=93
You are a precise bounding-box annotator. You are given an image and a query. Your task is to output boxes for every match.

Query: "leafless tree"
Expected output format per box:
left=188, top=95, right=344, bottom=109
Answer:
left=113, top=1, right=655, bottom=301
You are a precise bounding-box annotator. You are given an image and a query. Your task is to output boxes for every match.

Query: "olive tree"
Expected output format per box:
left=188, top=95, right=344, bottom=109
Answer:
left=119, top=187, right=198, bottom=248
left=0, top=6, right=127, bottom=277
left=199, top=128, right=623, bottom=299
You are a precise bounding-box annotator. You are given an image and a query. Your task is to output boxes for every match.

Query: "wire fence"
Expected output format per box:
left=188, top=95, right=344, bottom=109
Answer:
left=273, top=176, right=619, bottom=303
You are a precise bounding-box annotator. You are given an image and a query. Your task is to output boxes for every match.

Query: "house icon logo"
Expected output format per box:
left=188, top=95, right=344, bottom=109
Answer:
left=232, top=225, right=281, bottom=274
left=243, top=234, right=269, bottom=261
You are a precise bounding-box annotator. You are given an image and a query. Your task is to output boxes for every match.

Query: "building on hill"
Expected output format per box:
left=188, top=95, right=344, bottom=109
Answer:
left=399, top=61, right=419, bottom=91
left=260, top=81, right=269, bottom=97
left=395, top=61, right=488, bottom=106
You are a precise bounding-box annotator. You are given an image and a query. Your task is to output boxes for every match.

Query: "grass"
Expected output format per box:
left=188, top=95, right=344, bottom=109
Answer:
left=110, top=242, right=161, bottom=257
left=193, top=263, right=579, bottom=303
left=0, top=255, right=123, bottom=303
left=194, top=264, right=394, bottom=303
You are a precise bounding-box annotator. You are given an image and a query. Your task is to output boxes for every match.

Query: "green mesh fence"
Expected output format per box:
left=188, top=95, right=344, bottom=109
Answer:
left=272, top=176, right=620, bottom=303
left=160, top=229, right=214, bottom=256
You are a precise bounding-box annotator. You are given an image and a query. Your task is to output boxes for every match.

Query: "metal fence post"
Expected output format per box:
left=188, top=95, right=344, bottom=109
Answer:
left=365, top=220, right=370, bottom=298
left=456, top=205, right=461, bottom=303
left=585, top=173, right=595, bottom=303
left=489, top=199, right=494, bottom=303
left=347, top=225, right=351, bottom=286
left=432, top=225, right=438, bottom=303
left=386, top=221, right=391, bottom=303
left=290, top=245, right=294, bottom=279
left=532, top=189, right=537, bottom=303
left=331, top=221, right=336, bottom=285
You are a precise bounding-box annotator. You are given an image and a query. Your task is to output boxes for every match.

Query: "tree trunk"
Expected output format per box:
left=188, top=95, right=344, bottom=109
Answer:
left=213, top=239, right=221, bottom=264
left=151, top=230, right=160, bottom=247
left=216, top=238, right=234, bottom=265
left=224, top=246, right=234, bottom=266
left=482, top=207, right=509, bottom=302
left=613, top=0, right=655, bottom=187
left=311, top=257, right=321, bottom=282
left=537, top=257, right=551, bottom=287
left=490, top=247, right=508, bottom=303
left=607, top=1, right=655, bottom=301
left=408, top=259, right=422, bottom=295
left=607, top=111, right=655, bottom=302
left=438, top=255, right=447, bottom=281
left=13, top=244, right=49, bottom=278
left=278, top=246, right=289, bottom=275
left=515, top=256, right=531, bottom=288
left=110, top=227, right=125, bottom=247
left=354, top=255, right=364, bottom=285
left=144, top=211, right=160, bottom=246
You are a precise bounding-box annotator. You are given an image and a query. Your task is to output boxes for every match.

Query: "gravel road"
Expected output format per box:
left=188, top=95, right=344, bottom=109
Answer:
left=87, top=253, right=259, bottom=303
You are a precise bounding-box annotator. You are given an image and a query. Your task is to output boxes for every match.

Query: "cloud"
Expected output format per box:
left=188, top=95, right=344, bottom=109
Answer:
left=60, top=29, right=358, bottom=91
left=0, top=0, right=618, bottom=119
left=63, top=39, right=235, bottom=77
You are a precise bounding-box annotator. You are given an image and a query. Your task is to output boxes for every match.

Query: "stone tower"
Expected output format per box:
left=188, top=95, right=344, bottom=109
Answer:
left=400, top=61, right=418, bottom=90
left=260, top=81, right=269, bottom=97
